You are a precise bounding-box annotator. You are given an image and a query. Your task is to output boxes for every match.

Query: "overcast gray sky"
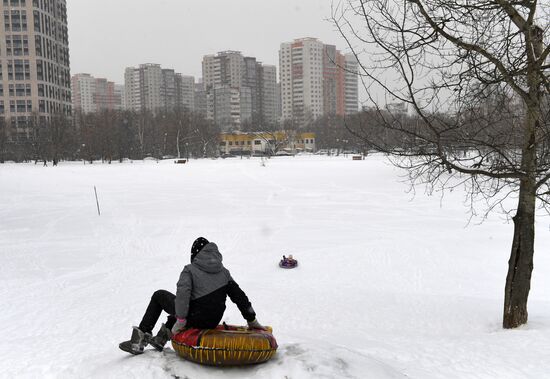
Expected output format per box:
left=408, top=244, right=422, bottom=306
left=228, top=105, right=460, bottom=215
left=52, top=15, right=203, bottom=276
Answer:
left=67, top=0, right=350, bottom=85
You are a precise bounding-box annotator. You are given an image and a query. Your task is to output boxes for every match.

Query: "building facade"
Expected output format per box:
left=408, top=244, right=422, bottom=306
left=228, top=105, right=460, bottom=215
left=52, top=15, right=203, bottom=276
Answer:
left=175, top=74, right=194, bottom=111
left=219, top=131, right=316, bottom=155
left=202, top=51, right=278, bottom=131
left=344, top=54, right=359, bottom=115
left=259, top=64, right=278, bottom=125
left=124, top=63, right=195, bottom=114
left=124, top=67, right=141, bottom=112
left=0, top=0, right=71, bottom=138
left=279, top=38, right=359, bottom=125
left=71, top=73, right=123, bottom=113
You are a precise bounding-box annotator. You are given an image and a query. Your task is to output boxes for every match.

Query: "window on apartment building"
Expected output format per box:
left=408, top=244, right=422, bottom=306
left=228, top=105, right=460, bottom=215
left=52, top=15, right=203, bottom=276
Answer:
left=5, top=36, right=12, bottom=56
left=33, top=10, right=40, bottom=32
left=254, top=140, right=261, bottom=145
left=7, top=61, right=13, bottom=80
left=16, top=99, right=26, bottom=112
left=10, top=10, right=21, bottom=32
left=34, top=35, right=42, bottom=56
left=0, top=101, right=4, bottom=114
left=15, top=83, right=25, bottom=96
left=4, top=11, right=10, bottom=31
left=36, top=60, right=43, bottom=80
left=20, top=10, right=26, bottom=30
left=228, top=141, right=233, bottom=146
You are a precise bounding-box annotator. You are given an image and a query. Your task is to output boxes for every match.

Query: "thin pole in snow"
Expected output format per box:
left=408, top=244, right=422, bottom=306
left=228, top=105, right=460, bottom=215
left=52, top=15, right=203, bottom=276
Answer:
left=94, top=186, right=101, bottom=216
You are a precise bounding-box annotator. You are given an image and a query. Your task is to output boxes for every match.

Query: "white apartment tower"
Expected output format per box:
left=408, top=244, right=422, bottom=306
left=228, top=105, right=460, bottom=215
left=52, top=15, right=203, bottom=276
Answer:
left=202, top=51, right=244, bottom=90
left=279, top=38, right=359, bottom=124
left=0, top=0, right=71, bottom=138
left=124, top=64, right=162, bottom=112
left=202, top=51, right=277, bottom=130
left=141, top=64, right=163, bottom=112
left=124, top=67, right=141, bottom=111
left=72, top=73, right=123, bottom=113
left=71, top=73, right=95, bottom=114
left=260, top=64, right=278, bottom=125
left=344, top=54, right=359, bottom=114
left=176, top=74, right=195, bottom=111
left=124, top=64, right=195, bottom=113
left=115, top=84, right=125, bottom=111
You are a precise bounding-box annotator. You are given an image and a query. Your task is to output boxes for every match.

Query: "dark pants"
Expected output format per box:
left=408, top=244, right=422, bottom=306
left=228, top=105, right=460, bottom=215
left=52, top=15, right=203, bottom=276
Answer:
left=138, top=290, right=176, bottom=334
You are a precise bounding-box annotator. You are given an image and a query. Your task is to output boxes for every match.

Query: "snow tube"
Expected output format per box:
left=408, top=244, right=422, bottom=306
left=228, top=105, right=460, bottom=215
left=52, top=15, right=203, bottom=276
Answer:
left=171, top=324, right=278, bottom=366
left=279, top=259, right=298, bottom=269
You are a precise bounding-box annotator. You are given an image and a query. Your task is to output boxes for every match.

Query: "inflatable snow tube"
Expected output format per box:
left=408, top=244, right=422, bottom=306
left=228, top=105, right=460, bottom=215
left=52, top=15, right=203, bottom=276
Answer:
left=279, top=259, right=298, bottom=269
left=171, top=324, right=278, bottom=366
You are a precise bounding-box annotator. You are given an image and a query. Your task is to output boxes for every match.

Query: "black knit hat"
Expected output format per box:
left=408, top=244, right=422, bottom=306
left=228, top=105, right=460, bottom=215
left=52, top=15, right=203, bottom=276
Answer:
left=191, top=237, right=209, bottom=261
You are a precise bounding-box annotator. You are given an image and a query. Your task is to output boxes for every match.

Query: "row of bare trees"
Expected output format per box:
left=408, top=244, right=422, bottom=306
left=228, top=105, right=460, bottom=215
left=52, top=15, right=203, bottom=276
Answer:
left=0, top=108, right=219, bottom=164
left=77, top=108, right=218, bottom=163
left=0, top=114, right=77, bottom=166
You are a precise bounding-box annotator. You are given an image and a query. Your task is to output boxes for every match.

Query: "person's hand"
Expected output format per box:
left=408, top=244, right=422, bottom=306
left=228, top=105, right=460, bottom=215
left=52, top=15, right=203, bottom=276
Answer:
left=247, top=318, right=267, bottom=330
left=171, top=318, right=187, bottom=335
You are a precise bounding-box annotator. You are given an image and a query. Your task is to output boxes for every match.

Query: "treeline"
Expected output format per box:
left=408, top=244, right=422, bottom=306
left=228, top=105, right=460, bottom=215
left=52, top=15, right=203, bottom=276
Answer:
left=0, top=107, right=458, bottom=164
left=0, top=108, right=219, bottom=164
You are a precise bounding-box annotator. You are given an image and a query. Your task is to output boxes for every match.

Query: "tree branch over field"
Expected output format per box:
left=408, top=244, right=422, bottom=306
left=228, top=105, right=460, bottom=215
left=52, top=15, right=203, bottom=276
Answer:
left=333, top=0, right=549, bottom=329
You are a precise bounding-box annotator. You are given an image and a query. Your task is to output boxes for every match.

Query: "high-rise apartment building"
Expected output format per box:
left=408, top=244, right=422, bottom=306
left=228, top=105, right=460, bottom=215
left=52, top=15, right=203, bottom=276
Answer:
left=71, top=73, right=95, bottom=114
left=115, top=84, right=125, bottom=111
left=259, top=64, right=278, bottom=125
left=175, top=74, right=194, bottom=111
left=203, top=51, right=244, bottom=90
left=194, top=80, right=207, bottom=117
left=124, top=64, right=195, bottom=113
left=202, top=51, right=278, bottom=131
left=344, top=55, right=359, bottom=115
left=141, top=63, right=162, bottom=112
left=160, top=68, right=176, bottom=112
left=279, top=38, right=359, bottom=124
left=71, top=73, right=123, bottom=113
left=123, top=64, right=162, bottom=112
left=0, top=0, right=71, bottom=138
left=124, top=67, right=141, bottom=112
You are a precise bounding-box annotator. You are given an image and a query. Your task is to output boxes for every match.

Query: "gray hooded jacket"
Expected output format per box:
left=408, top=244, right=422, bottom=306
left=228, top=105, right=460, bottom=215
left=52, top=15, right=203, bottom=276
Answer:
left=175, top=243, right=256, bottom=328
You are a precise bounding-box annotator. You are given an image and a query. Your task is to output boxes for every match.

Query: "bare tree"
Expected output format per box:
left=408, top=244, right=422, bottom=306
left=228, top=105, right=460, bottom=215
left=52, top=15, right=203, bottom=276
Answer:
left=29, top=113, right=49, bottom=165
left=334, top=0, right=550, bottom=328
left=192, top=113, right=219, bottom=158
left=48, top=113, right=72, bottom=166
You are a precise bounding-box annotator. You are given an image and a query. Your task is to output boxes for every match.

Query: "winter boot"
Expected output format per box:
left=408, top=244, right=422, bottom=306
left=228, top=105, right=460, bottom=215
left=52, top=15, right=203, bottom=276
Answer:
left=119, top=326, right=151, bottom=355
left=148, top=323, right=173, bottom=352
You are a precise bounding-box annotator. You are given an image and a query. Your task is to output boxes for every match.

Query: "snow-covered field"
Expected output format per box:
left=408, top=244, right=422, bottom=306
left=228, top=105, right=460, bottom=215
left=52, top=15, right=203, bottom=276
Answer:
left=1, top=155, right=549, bottom=379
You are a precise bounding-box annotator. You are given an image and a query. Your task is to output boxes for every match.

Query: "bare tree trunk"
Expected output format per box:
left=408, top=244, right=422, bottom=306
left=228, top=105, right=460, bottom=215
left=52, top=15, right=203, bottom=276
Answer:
left=503, top=107, right=538, bottom=329
left=504, top=178, right=535, bottom=328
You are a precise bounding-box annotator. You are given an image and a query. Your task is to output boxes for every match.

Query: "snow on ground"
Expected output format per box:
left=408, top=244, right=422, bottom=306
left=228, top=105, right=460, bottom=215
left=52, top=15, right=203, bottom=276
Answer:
left=1, top=155, right=549, bottom=379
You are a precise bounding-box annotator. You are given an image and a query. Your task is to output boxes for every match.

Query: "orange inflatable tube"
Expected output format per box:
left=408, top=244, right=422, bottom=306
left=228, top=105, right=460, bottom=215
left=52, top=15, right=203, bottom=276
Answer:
left=171, top=324, right=278, bottom=366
